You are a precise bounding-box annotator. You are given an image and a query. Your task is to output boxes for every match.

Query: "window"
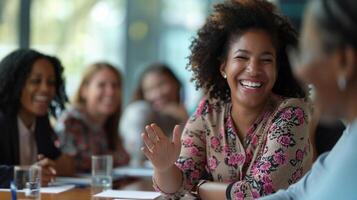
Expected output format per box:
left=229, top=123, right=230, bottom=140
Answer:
left=31, top=0, right=126, bottom=97
left=0, top=0, right=19, bottom=59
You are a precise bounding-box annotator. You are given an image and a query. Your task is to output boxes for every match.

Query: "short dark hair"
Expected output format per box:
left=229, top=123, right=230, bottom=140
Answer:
left=188, top=0, right=305, bottom=102
left=133, top=63, right=182, bottom=103
left=0, top=49, right=68, bottom=116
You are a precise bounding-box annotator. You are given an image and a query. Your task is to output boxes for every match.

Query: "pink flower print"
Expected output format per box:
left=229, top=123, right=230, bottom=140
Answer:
left=252, top=190, right=260, bottom=198
left=191, top=170, right=200, bottom=180
left=269, top=123, right=278, bottom=132
left=291, top=168, right=303, bottom=183
left=219, top=127, right=225, bottom=139
left=260, top=162, right=271, bottom=171
left=228, top=153, right=245, bottom=166
left=281, top=109, right=292, bottom=120
left=189, top=146, right=199, bottom=156
left=262, top=175, right=272, bottom=184
left=251, top=166, right=260, bottom=177
left=247, top=126, right=255, bottom=136
left=251, top=135, right=259, bottom=146
left=273, top=151, right=287, bottom=165
left=245, top=151, right=253, bottom=164
left=210, top=136, right=220, bottom=150
left=223, top=145, right=230, bottom=156
left=296, top=149, right=304, bottom=161
left=208, top=156, right=219, bottom=171
left=278, top=135, right=291, bottom=147
left=182, top=159, right=194, bottom=170
left=183, top=138, right=194, bottom=147
left=263, top=183, right=274, bottom=194
left=195, top=100, right=206, bottom=116
left=295, top=108, right=305, bottom=125
left=234, top=191, right=244, bottom=199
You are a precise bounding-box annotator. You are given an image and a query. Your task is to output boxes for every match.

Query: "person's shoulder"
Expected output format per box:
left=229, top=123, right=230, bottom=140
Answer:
left=193, top=96, right=225, bottom=117
left=277, top=97, right=310, bottom=110
left=270, top=97, right=310, bottom=126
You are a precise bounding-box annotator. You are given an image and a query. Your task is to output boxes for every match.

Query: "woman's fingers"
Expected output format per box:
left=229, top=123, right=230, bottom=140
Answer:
left=141, top=146, right=154, bottom=161
left=150, top=123, right=167, bottom=140
left=172, top=125, right=182, bottom=147
left=142, top=132, right=155, bottom=152
left=145, top=125, right=160, bottom=143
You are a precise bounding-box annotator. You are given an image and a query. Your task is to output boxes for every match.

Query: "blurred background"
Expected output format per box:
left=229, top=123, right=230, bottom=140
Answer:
left=0, top=0, right=306, bottom=113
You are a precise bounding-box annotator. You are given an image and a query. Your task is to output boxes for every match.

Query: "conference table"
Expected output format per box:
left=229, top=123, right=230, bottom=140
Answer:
left=0, top=177, right=156, bottom=200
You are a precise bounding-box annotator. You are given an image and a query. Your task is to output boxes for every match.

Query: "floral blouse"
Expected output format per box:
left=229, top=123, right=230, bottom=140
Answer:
left=55, top=107, right=130, bottom=173
left=158, top=96, right=312, bottom=199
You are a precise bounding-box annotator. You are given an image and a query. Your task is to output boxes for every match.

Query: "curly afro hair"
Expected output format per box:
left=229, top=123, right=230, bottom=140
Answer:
left=0, top=49, right=68, bottom=117
left=188, top=0, right=305, bottom=102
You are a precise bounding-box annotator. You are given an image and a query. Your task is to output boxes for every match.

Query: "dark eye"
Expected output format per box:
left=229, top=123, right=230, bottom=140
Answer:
left=236, top=56, right=248, bottom=61
left=29, top=78, right=41, bottom=84
left=261, top=58, right=273, bottom=63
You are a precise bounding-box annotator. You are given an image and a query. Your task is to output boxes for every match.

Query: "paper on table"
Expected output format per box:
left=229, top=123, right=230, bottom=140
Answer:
left=0, top=185, right=75, bottom=194
left=41, top=185, right=75, bottom=193
left=94, top=190, right=161, bottom=200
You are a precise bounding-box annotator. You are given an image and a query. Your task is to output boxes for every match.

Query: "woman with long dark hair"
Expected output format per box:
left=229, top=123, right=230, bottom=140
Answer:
left=0, top=49, right=70, bottom=187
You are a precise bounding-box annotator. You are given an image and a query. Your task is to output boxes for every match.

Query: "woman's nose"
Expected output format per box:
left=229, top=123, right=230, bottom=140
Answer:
left=246, top=59, right=260, bottom=76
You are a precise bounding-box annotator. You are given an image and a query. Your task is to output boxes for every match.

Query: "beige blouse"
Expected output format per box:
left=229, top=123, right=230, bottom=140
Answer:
left=156, top=96, right=312, bottom=199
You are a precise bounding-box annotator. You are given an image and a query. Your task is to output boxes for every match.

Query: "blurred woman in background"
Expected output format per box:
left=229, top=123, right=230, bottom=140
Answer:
left=56, top=62, right=129, bottom=173
left=120, top=63, right=188, bottom=166
left=0, top=49, right=70, bottom=187
left=261, top=0, right=357, bottom=199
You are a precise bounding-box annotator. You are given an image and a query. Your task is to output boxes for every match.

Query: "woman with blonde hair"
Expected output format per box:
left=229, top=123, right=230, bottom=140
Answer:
left=56, top=62, right=129, bottom=173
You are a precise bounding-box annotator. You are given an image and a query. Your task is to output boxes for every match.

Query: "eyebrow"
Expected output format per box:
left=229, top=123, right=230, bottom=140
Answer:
left=235, top=49, right=274, bottom=56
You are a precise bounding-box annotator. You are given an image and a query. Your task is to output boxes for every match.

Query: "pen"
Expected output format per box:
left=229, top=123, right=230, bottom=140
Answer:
left=10, top=181, right=17, bottom=200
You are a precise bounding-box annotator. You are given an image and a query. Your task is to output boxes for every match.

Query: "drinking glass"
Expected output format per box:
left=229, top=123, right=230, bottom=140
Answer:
left=13, top=165, right=41, bottom=200
left=91, top=155, right=113, bottom=194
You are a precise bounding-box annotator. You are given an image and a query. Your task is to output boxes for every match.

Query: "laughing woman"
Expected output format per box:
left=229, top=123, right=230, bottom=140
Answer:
left=56, top=62, right=130, bottom=173
left=0, top=49, right=71, bottom=187
left=141, top=1, right=312, bottom=199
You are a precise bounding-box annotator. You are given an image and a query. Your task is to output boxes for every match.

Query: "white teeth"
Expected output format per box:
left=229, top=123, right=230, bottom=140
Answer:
left=34, top=95, right=49, bottom=102
left=240, top=80, right=262, bottom=88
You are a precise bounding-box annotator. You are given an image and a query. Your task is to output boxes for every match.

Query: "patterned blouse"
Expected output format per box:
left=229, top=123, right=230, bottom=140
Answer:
left=157, top=96, right=312, bottom=199
left=55, top=107, right=130, bottom=173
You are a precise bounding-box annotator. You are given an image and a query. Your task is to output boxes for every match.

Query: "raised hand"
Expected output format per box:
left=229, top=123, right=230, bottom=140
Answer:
left=141, top=123, right=182, bottom=172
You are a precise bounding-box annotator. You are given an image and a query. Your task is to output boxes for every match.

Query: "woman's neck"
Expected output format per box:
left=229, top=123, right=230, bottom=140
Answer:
left=231, top=100, right=268, bottom=140
left=18, top=109, right=36, bottom=129
left=84, top=107, right=107, bottom=127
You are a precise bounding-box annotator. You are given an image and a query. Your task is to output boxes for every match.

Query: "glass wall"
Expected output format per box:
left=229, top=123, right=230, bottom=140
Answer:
left=31, top=0, right=126, bottom=97
left=0, top=0, right=19, bottom=60
left=159, top=0, right=208, bottom=113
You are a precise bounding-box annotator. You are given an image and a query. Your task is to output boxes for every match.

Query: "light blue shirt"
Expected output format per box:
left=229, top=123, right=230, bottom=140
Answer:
left=260, top=119, right=357, bottom=200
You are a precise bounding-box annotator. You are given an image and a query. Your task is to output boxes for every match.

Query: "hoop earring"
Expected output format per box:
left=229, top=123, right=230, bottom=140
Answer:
left=337, top=74, right=347, bottom=91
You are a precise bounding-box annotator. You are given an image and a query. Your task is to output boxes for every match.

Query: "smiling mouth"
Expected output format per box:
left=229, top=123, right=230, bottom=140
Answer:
left=239, top=80, right=263, bottom=89
left=33, top=95, right=50, bottom=103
